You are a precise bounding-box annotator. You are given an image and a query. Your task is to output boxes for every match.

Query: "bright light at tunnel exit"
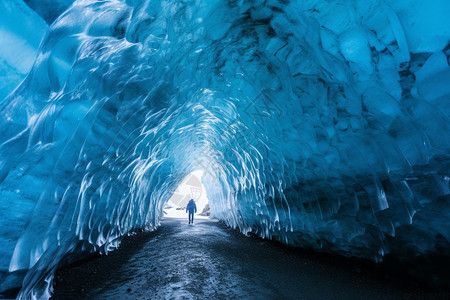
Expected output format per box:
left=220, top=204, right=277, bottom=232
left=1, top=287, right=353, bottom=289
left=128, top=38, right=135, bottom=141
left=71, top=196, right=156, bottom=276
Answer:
left=164, top=170, right=209, bottom=219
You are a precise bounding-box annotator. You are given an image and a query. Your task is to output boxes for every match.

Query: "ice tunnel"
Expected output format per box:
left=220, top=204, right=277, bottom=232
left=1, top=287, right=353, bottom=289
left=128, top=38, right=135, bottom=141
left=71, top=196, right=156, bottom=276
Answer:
left=0, top=0, right=449, bottom=298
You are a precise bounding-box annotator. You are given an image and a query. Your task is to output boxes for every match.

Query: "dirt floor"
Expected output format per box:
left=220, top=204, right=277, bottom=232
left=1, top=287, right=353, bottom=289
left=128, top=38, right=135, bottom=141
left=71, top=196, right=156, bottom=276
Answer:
left=52, top=217, right=448, bottom=299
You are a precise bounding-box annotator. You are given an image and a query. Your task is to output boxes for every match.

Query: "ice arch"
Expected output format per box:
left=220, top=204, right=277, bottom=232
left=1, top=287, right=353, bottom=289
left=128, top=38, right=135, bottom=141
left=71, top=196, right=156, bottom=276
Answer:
left=0, top=0, right=449, bottom=297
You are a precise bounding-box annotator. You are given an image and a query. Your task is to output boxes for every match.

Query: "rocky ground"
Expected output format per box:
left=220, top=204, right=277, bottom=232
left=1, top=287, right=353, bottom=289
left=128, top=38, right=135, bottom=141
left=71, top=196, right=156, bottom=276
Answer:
left=52, top=217, right=446, bottom=299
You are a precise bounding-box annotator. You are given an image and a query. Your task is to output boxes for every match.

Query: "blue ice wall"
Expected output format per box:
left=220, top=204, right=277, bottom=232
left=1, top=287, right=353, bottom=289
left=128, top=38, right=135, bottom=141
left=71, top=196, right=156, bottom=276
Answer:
left=0, top=0, right=449, bottom=298
left=0, top=0, right=48, bottom=100
left=23, top=0, right=75, bottom=24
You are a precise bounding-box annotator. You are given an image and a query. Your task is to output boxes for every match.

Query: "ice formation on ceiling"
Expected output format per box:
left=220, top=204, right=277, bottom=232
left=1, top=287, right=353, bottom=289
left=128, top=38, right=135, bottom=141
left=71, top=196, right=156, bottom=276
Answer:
left=0, top=0, right=449, bottom=298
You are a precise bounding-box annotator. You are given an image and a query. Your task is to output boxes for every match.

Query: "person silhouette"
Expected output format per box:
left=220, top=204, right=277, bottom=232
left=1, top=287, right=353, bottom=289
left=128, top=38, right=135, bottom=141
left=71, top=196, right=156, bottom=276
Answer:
left=186, top=199, right=197, bottom=224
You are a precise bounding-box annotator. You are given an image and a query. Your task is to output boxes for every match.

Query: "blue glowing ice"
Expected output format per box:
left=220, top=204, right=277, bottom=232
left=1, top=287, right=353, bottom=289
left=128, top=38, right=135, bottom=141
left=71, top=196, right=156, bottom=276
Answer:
left=0, top=0, right=449, bottom=298
left=0, top=0, right=48, bottom=100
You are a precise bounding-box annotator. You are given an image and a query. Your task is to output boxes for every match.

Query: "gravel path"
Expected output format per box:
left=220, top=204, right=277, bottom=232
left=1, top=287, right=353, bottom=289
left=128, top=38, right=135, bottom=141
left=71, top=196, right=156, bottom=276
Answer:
left=52, top=217, right=440, bottom=299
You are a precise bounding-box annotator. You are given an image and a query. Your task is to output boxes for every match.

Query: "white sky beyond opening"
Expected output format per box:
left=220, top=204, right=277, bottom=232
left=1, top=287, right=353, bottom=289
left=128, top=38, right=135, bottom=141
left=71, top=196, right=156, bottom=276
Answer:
left=164, top=170, right=209, bottom=219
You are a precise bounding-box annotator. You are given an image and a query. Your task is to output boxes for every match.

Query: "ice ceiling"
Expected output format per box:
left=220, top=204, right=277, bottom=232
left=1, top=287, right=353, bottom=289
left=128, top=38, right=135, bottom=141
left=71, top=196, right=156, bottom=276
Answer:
left=0, top=0, right=449, bottom=298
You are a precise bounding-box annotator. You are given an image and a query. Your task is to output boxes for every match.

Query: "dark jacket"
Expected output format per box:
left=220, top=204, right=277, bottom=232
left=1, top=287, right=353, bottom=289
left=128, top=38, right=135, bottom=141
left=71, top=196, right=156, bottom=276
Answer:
left=186, top=199, right=197, bottom=213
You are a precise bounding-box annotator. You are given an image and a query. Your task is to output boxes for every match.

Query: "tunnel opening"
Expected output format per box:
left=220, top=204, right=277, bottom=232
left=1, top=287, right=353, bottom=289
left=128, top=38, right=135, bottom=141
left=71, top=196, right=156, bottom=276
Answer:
left=164, top=170, right=210, bottom=219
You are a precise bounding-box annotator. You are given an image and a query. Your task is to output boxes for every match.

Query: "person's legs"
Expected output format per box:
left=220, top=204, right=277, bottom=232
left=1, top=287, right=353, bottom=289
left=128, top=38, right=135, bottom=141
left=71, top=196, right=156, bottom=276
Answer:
left=189, top=211, right=193, bottom=224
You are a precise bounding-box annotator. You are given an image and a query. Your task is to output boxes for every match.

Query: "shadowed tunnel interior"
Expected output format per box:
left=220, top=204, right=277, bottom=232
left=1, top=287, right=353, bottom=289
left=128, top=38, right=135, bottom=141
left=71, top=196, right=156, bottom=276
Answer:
left=0, top=0, right=449, bottom=298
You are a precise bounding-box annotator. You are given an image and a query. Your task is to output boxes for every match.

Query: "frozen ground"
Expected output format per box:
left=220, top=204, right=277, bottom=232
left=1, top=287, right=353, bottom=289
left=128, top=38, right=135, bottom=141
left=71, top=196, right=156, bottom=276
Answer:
left=51, top=218, right=441, bottom=300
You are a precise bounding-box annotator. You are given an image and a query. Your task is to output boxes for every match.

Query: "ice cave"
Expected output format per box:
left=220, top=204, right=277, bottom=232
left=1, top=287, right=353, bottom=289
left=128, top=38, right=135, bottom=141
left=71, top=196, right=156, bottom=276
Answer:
left=0, top=0, right=449, bottom=298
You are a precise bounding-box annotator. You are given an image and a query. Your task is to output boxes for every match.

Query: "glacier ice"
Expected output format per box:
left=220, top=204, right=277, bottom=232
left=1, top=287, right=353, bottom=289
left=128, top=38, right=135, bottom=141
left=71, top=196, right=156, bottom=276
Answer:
left=23, top=0, right=75, bottom=24
left=0, top=0, right=449, bottom=298
left=0, top=0, right=48, bottom=100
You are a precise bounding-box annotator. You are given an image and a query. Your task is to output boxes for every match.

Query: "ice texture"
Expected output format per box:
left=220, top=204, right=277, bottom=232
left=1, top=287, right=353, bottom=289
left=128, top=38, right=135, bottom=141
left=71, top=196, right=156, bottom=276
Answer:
left=23, top=0, right=75, bottom=24
left=0, top=0, right=48, bottom=100
left=0, top=0, right=449, bottom=298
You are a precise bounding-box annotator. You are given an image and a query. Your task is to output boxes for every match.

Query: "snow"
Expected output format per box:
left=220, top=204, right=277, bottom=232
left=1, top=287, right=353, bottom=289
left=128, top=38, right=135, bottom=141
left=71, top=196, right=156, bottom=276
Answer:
left=0, top=0, right=449, bottom=298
